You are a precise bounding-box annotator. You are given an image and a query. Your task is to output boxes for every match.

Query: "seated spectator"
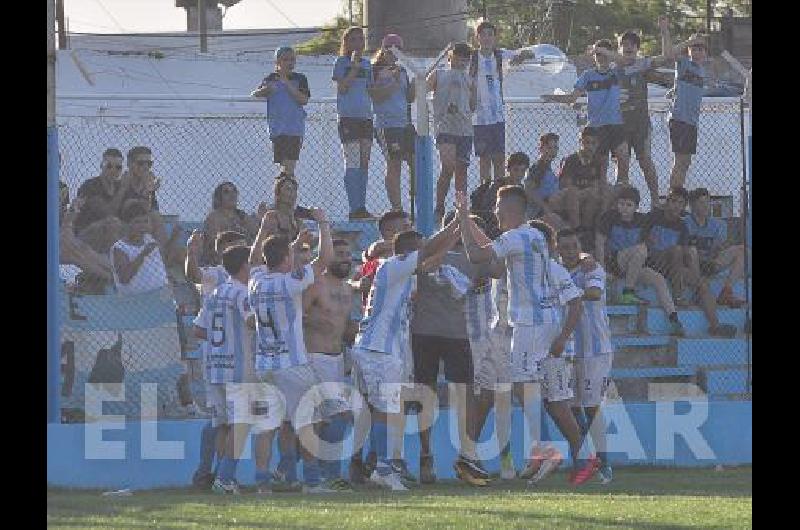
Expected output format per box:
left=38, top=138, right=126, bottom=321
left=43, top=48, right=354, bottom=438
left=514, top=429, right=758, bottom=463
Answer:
left=253, top=176, right=313, bottom=243
left=73, top=148, right=126, bottom=255
left=470, top=151, right=527, bottom=239
left=643, top=187, right=736, bottom=337
left=200, top=181, right=260, bottom=265
left=59, top=181, right=114, bottom=288
left=595, top=186, right=684, bottom=336
left=685, top=187, right=746, bottom=307
left=122, top=145, right=184, bottom=270
left=524, top=133, right=568, bottom=230
left=110, top=202, right=170, bottom=296
left=551, top=127, right=609, bottom=233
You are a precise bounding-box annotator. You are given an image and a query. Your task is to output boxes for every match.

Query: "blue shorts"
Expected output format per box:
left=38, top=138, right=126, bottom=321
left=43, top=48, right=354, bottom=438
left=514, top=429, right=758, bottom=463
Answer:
left=473, top=122, right=506, bottom=157
left=436, top=134, right=472, bottom=165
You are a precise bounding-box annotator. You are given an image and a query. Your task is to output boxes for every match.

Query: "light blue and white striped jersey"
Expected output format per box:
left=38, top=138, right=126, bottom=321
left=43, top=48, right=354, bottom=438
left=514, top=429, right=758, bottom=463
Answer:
left=194, top=279, right=254, bottom=384
left=200, top=265, right=230, bottom=299
left=248, top=264, right=315, bottom=373
left=465, top=277, right=495, bottom=344
left=569, top=263, right=613, bottom=357
left=489, top=274, right=508, bottom=330
left=491, top=225, right=559, bottom=326
left=356, top=250, right=419, bottom=356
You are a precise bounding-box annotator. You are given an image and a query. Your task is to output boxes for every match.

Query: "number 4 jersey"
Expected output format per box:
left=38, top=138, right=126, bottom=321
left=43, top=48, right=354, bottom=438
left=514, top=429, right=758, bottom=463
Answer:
left=248, top=264, right=315, bottom=373
left=194, top=278, right=255, bottom=384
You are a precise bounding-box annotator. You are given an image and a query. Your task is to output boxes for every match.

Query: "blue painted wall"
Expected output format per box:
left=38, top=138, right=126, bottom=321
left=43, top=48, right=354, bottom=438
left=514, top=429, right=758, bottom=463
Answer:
left=48, top=401, right=752, bottom=489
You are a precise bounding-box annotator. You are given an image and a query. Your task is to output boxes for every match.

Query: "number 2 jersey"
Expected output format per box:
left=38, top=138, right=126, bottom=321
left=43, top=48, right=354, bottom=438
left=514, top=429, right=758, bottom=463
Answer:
left=194, top=278, right=255, bottom=384
left=569, top=263, right=613, bottom=357
left=248, top=264, right=315, bottom=373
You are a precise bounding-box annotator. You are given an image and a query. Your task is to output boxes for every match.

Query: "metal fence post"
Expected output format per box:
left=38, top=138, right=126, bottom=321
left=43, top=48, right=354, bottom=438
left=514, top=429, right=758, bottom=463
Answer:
left=48, top=0, right=61, bottom=424
left=414, top=77, right=434, bottom=236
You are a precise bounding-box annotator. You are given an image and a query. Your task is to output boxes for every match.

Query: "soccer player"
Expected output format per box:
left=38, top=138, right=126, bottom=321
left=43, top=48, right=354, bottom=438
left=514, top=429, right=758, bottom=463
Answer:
left=557, top=228, right=615, bottom=484
left=194, top=245, right=282, bottom=495
left=351, top=218, right=461, bottom=490
left=249, top=207, right=336, bottom=493
left=455, top=187, right=600, bottom=486
left=303, top=238, right=360, bottom=490
left=185, top=230, right=247, bottom=489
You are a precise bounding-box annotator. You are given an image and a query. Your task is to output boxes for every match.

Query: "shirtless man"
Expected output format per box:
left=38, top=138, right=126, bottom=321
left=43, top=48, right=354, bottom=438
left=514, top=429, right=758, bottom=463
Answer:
left=303, top=238, right=360, bottom=490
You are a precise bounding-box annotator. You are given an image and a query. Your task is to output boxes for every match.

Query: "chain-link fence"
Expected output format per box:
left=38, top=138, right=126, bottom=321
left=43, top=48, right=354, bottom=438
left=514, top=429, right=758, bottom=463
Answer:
left=56, top=96, right=751, bottom=422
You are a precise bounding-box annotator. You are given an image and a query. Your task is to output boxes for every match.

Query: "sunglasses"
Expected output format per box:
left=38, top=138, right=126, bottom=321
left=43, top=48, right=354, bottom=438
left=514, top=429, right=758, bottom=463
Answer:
left=105, top=164, right=122, bottom=170
left=136, top=160, right=154, bottom=167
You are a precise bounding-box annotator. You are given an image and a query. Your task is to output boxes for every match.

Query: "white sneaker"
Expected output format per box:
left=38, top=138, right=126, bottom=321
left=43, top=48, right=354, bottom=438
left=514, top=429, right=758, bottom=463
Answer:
left=369, top=469, right=408, bottom=491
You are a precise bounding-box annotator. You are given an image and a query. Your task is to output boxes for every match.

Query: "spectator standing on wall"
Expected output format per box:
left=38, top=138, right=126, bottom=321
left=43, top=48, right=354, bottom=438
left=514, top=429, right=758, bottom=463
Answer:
left=333, top=26, right=376, bottom=221
left=251, top=46, right=310, bottom=179
left=370, top=34, right=415, bottom=212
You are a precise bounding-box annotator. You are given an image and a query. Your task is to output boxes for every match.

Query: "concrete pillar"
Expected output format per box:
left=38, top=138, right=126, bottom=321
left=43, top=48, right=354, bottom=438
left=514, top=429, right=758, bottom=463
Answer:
left=364, top=0, right=468, bottom=54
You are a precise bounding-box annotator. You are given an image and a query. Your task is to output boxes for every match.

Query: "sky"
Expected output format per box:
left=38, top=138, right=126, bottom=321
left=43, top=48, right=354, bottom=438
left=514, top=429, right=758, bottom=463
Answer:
left=65, top=0, right=343, bottom=33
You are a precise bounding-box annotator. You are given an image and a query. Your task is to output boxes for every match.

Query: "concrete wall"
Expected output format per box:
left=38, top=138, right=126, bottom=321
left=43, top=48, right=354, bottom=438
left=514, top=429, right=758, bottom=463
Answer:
left=48, top=401, right=752, bottom=489
left=364, top=0, right=469, bottom=53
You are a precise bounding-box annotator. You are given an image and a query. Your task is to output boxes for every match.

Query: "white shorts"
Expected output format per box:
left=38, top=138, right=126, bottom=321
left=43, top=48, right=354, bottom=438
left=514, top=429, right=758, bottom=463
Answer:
left=272, top=364, right=324, bottom=429
left=540, top=356, right=574, bottom=402
left=573, top=353, right=613, bottom=407
left=470, top=328, right=512, bottom=393
left=215, top=382, right=284, bottom=433
left=510, top=323, right=561, bottom=383
left=351, top=347, right=403, bottom=414
left=308, top=353, right=353, bottom=418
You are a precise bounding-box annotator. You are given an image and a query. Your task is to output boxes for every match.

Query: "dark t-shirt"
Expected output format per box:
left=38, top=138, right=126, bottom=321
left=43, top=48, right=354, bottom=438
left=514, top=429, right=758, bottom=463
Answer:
left=74, top=176, right=118, bottom=232
left=122, top=185, right=159, bottom=212
left=470, top=177, right=513, bottom=239
left=597, top=210, right=647, bottom=257
left=559, top=153, right=602, bottom=190
left=643, top=208, right=690, bottom=253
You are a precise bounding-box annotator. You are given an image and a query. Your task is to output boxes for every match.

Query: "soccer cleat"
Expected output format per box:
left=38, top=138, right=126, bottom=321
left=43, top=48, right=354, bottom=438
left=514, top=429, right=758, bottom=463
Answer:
left=364, top=451, right=378, bottom=477
left=419, top=454, right=437, bottom=484
left=597, top=464, right=613, bottom=485
left=192, top=469, right=215, bottom=489
left=619, top=291, right=646, bottom=305
left=389, top=458, right=417, bottom=484
left=369, top=469, right=408, bottom=491
left=500, top=451, right=517, bottom=480
left=211, top=477, right=240, bottom=495
left=454, top=456, right=491, bottom=487
left=569, top=455, right=601, bottom=486
left=527, top=447, right=563, bottom=485
left=327, top=478, right=354, bottom=491
left=271, top=470, right=303, bottom=493
left=519, top=444, right=547, bottom=480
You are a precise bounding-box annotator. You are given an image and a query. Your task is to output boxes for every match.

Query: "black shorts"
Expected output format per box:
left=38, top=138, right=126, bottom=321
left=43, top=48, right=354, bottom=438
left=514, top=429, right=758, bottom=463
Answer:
left=338, top=118, right=374, bottom=143
left=412, top=334, right=473, bottom=385
left=375, top=126, right=414, bottom=161
left=623, top=116, right=652, bottom=161
left=645, top=250, right=674, bottom=277
left=590, top=124, right=627, bottom=157
left=271, top=135, right=302, bottom=163
left=669, top=119, right=698, bottom=155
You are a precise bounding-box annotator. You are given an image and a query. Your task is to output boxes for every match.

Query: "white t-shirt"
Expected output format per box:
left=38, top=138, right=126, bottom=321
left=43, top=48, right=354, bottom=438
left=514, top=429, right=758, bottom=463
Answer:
left=569, top=263, right=613, bottom=357
left=491, top=225, right=558, bottom=326
left=248, top=264, right=315, bottom=373
left=110, top=234, right=169, bottom=296
left=474, top=49, right=518, bottom=126
left=546, top=259, right=584, bottom=316
left=356, top=250, right=419, bottom=357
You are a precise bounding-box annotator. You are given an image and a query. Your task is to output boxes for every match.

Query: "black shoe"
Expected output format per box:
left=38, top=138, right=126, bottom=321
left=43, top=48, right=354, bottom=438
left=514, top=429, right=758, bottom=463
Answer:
left=454, top=456, right=491, bottom=487
left=710, top=323, right=737, bottom=338
left=191, top=469, right=215, bottom=489
left=389, top=458, right=417, bottom=484
left=349, top=458, right=368, bottom=485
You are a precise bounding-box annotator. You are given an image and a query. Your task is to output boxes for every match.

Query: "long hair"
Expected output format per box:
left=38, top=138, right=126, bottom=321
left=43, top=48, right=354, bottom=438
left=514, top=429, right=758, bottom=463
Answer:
left=339, top=26, right=364, bottom=57
left=212, top=181, right=237, bottom=210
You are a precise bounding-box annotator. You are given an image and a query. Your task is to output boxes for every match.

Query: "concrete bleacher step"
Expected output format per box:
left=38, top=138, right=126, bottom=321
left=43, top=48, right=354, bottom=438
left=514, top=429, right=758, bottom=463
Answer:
left=607, top=305, right=644, bottom=334
left=699, top=365, right=751, bottom=395
left=677, top=338, right=750, bottom=366
left=611, top=278, right=748, bottom=310
left=612, top=334, right=673, bottom=349
left=611, top=366, right=695, bottom=379
left=647, top=307, right=747, bottom=336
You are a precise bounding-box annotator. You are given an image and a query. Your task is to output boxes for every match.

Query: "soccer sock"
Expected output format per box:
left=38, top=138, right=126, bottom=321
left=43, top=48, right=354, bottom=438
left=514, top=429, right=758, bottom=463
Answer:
left=368, top=423, right=379, bottom=457
left=302, top=456, right=322, bottom=487
left=357, top=166, right=369, bottom=211
left=255, top=469, right=271, bottom=486
left=197, top=422, right=216, bottom=475
left=217, top=457, right=238, bottom=483
left=277, top=442, right=298, bottom=482
left=572, top=407, right=589, bottom=437
left=344, top=167, right=361, bottom=213
left=320, top=417, right=349, bottom=480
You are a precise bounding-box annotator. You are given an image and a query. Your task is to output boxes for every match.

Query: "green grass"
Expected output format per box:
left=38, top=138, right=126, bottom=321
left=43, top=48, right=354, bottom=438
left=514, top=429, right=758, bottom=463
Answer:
left=47, top=467, right=751, bottom=529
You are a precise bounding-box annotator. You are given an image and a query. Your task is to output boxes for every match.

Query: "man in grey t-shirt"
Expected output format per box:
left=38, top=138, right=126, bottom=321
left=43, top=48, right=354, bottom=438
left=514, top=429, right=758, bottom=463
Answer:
left=410, top=212, right=500, bottom=484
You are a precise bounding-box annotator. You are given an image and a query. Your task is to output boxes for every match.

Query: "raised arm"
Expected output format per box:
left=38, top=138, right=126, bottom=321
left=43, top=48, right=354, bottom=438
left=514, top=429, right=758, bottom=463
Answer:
left=335, top=53, right=365, bottom=94
left=250, top=78, right=273, bottom=98
left=309, top=208, right=334, bottom=276
left=282, top=72, right=310, bottom=105
left=112, top=242, right=158, bottom=285
left=184, top=229, right=204, bottom=284
left=418, top=215, right=460, bottom=265
left=249, top=210, right=279, bottom=265
left=455, top=191, right=496, bottom=264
